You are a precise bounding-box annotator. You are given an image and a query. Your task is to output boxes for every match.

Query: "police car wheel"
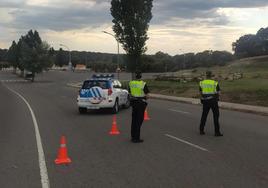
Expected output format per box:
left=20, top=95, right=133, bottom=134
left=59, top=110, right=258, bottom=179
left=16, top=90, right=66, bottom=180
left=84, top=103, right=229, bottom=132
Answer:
left=79, top=107, right=87, bottom=114
left=112, top=99, right=119, bottom=114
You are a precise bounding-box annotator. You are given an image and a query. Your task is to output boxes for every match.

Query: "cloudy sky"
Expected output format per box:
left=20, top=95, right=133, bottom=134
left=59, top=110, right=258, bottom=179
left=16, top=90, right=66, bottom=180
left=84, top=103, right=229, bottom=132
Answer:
left=0, top=0, right=268, bottom=55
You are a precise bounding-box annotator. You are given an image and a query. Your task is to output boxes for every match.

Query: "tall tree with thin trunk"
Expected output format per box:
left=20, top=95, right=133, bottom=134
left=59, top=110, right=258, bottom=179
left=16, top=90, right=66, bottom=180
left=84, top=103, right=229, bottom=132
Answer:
left=111, top=0, right=153, bottom=74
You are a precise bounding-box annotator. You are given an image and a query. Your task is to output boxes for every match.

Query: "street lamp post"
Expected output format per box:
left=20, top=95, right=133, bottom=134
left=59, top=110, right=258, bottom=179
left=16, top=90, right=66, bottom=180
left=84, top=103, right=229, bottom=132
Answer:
left=102, top=31, right=120, bottom=79
left=60, top=44, right=72, bottom=71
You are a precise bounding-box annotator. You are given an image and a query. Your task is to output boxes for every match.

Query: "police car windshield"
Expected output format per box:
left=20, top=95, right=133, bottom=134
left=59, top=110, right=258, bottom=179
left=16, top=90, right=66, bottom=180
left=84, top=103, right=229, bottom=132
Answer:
left=82, top=80, right=109, bottom=89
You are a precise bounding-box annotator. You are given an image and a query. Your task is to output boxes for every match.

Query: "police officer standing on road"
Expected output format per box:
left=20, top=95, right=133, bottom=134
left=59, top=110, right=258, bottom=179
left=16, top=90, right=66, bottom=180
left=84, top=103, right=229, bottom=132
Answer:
left=129, top=71, right=149, bottom=143
left=199, top=71, right=223, bottom=137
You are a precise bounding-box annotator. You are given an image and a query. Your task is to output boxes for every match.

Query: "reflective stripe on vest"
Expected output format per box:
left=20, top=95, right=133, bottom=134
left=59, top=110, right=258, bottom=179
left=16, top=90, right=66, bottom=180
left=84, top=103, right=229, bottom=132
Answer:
left=200, top=80, right=218, bottom=94
left=129, top=80, right=146, bottom=97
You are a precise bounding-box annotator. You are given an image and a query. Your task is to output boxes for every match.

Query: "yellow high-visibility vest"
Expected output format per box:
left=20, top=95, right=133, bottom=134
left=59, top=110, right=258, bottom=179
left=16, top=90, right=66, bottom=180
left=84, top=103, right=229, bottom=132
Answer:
left=200, top=79, right=218, bottom=94
left=129, top=80, right=146, bottom=97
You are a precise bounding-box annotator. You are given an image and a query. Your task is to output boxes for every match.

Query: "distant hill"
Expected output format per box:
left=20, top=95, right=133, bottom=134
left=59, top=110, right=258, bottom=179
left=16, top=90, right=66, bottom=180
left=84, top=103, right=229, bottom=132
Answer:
left=149, top=55, right=268, bottom=107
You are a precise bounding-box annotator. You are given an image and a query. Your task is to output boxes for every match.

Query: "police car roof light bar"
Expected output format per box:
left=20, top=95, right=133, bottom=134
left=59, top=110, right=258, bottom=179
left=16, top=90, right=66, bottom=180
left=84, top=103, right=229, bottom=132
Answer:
left=92, top=74, right=115, bottom=79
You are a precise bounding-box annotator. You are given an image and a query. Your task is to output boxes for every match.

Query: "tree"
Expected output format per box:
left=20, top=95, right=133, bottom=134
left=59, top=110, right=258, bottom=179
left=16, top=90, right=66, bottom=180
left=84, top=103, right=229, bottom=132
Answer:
left=7, top=41, right=20, bottom=72
left=232, top=27, right=268, bottom=58
left=154, top=51, right=173, bottom=72
left=111, top=0, right=153, bottom=74
left=0, top=49, right=8, bottom=62
left=256, top=27, right=268, bottom=54
left=211, top=51, right=233, bottom=66
left=195, top=50, right=213, bottom=67
left=19, top=30, right=54, bottom=81
left=232, top=34, right=258, bottom=58
left=141, top=55, right=155, bottom=72
left=55, top=48, right=66, bottom=67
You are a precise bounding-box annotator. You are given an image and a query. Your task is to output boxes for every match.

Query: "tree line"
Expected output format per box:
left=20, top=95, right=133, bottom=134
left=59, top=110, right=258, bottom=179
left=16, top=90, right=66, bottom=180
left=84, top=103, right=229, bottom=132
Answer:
left=140, top=50, right=233, bottom=72
left=4, top=47, right=234, bottom=73
left=0, top=43, right=235, bottom=73
left=2, top=26, right=267, bottom=74
left=1, top=45, right=234, bottom=73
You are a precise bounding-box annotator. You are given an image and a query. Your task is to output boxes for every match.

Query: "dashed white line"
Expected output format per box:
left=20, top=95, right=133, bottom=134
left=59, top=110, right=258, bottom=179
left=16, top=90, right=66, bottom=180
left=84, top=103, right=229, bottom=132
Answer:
left=4, top=85, right=50, bottom=188
left=165, top=134, right=209, bottom=152
left=168, top=108, right=190, bottom=114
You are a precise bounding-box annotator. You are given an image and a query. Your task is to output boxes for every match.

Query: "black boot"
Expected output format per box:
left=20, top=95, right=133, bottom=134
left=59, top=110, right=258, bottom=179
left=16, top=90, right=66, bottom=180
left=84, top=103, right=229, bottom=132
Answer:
left=132, top=139, right=144, bottom=143
left=215, top=132, right=223, bottom=137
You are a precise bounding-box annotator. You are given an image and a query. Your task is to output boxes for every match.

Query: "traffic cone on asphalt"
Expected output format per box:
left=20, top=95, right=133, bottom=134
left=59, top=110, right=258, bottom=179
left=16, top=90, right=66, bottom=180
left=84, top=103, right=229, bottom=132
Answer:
left=55, top=136, right=71, bottom=165
left=144, top=108, right=150, bottom=121
left=109, top=115, right=120, bottom=135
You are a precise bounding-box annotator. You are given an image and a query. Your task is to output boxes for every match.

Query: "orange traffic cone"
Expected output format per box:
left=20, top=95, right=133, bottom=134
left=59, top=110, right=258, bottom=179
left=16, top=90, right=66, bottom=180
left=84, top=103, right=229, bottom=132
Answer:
left=109, top=115, right=120, bottom=135
left=144, top=108, right=150, bottom=121
left=55, top=136, right=71, bottom=165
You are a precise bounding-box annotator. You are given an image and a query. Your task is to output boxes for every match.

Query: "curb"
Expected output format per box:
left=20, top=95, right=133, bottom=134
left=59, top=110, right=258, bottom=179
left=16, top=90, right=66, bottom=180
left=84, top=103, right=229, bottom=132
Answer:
left=150, top=94, right=268, bottom=116
left=67, top=83, right=81, bottom=88
left=67, top=82, right=268, bottom=116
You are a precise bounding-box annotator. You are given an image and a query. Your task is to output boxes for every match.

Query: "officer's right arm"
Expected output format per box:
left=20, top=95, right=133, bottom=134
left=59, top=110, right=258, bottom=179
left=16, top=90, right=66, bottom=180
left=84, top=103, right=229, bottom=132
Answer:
left=199, top=82, right=203, bottom=97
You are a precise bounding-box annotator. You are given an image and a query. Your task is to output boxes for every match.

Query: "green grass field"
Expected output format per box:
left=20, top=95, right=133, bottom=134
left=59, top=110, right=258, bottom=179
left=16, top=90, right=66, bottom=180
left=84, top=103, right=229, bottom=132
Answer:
left=144, top=55, right=268, bottom=107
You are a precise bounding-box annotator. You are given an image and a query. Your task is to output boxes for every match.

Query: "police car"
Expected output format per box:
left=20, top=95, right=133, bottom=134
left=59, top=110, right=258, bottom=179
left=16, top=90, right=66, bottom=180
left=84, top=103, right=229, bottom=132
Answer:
left=77, top=74, right=130, bottom=114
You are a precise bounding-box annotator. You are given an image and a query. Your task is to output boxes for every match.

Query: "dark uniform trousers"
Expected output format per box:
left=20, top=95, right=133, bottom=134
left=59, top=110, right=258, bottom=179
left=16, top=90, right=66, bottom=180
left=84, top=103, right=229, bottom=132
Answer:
left=131, top=99, right=147, bottom=140
left=200, top=99, right=220, bottom=134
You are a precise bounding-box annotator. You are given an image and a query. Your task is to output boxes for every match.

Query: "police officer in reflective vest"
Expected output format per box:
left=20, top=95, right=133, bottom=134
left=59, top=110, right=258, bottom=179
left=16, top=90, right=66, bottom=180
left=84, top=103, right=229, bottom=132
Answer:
left=199, top=71, right=223, bottom=137
left=129, top=71, right=149, bottom=143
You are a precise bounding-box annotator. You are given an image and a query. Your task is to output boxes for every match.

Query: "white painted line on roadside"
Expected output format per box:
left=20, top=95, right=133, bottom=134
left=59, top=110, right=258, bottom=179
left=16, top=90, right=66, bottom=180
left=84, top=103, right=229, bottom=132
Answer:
left=165, top=134, right=209, bottom=152
left=4, top=85, right=50, bottom=188
left=1, top=80, right=28, bottom=83
left=168, top=108, right=190, bottom=114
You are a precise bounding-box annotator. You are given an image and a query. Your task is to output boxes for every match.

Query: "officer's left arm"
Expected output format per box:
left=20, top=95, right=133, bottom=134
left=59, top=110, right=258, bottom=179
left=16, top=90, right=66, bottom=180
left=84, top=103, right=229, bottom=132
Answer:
left=144, top=84, right=149, bottom=99
left=216, top=84, right=221, bottom=100
left=128, top=81, right=132, bottom=93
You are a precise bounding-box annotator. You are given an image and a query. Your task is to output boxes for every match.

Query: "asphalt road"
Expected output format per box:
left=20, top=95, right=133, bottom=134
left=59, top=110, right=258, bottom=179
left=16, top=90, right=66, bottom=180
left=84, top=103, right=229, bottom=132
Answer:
left=1, top=70, right=268, bottom=188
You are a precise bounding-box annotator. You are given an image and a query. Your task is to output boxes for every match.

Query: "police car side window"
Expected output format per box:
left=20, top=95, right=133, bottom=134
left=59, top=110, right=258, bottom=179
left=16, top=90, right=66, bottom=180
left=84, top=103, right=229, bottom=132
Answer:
left=112, top=81, right=117, bottom=88
left=117, top=80, right=122, bottom=88
left=101, top=81, right=109, bottom=89
left=82, top=81, right=91, bottom=89
left=113, top=80, right=121, bottom=88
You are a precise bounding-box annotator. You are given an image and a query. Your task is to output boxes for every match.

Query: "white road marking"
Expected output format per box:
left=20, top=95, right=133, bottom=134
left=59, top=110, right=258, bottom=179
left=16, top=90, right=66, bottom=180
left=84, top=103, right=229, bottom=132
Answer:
left=0, top=80, right=28, bottom=83
left=165, top=134, right=209, bottom=152
left=168, top=108, right=190, bottom=114
left=4, top=85, right=50, bottom=188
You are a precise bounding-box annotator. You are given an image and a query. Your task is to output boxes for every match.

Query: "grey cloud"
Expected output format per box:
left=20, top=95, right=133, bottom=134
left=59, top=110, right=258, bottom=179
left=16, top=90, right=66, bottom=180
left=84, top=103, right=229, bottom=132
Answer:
left=220, top=0, right=268, bottom=8
left=0, top=0, right=25, bottom=8
left=156, top=0, right=268, bottom=11
left=4, top=1, right=112, bottom=31
left=2, top=0, right=268, bottom=32
left=152, top=0, right=268, bottom=25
